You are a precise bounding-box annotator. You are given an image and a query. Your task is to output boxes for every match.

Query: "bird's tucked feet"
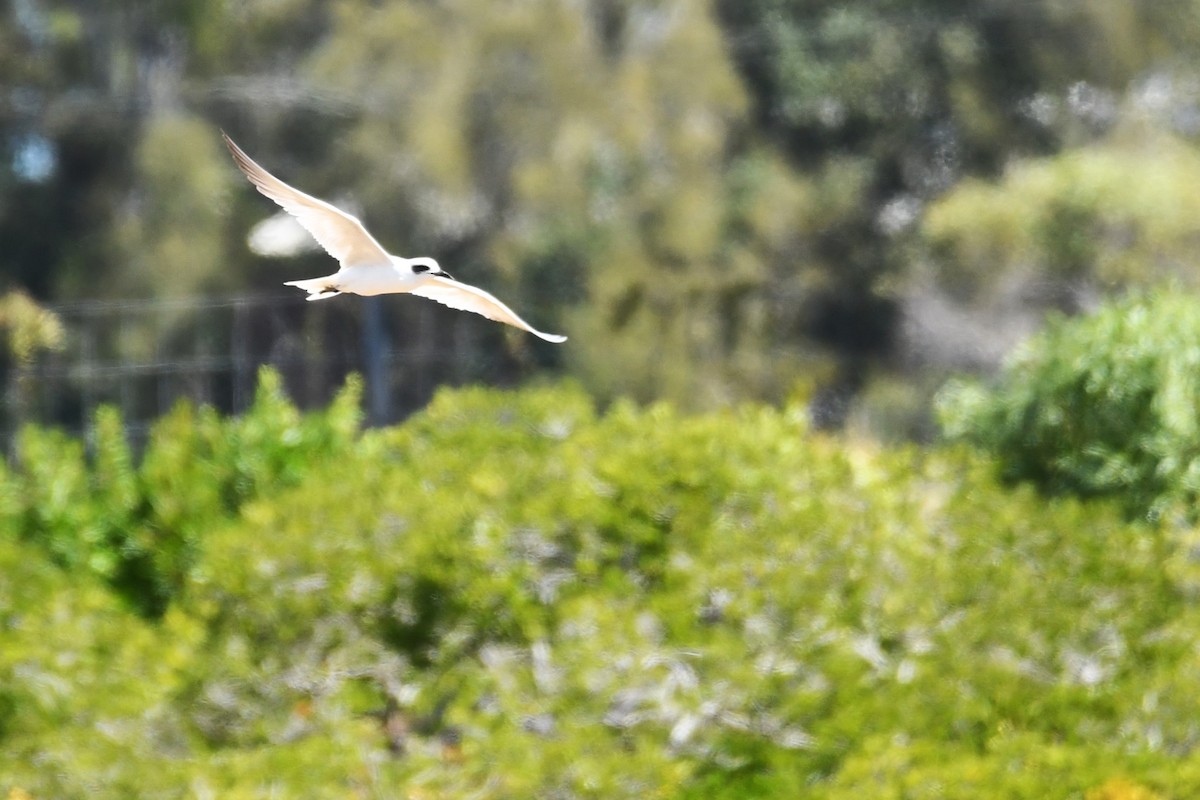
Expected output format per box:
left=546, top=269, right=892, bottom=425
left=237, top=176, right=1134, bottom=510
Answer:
left=305, top=286, right=341, bottom=301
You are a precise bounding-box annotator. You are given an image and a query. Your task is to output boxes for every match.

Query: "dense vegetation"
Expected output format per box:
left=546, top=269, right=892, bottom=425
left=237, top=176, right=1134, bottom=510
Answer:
left=939, top=289, right=1200, bottom=520
left=4, top=346, right=1200, bottom=796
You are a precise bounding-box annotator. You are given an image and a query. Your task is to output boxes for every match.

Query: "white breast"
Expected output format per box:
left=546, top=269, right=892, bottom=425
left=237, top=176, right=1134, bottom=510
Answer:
left=338, top=262, right=418, bottom=297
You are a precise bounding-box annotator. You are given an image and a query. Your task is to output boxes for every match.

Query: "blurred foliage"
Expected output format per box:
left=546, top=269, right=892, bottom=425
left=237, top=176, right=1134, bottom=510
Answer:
left=924, top=135, right=1200, bottom=298
left=0, top=290, right=64, bottom=365
left=4, top=377, right=1200, bottom=795
left=113, top=113, right=234, bottom=302
left=938, top=289, right=1200, bottom=519
left=717, top=1, right=1200, bottom=364
left=4, top=0, right=1200, bottom=423
left=303, top=0, right=813, bottom=404
left=5, top=367, right=362, bottom=615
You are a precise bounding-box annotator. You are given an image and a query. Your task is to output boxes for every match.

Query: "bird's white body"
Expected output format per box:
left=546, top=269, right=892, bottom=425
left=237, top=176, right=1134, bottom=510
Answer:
left=340, top=260, right=415, bottom=296
left=289, top=257, right=425, bottom=298
left=223, top=132, right=567, bottom=343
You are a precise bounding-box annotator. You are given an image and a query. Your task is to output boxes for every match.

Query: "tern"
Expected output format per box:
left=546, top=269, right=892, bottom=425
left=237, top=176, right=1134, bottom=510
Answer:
left=222, top=132, right=566, bottom=343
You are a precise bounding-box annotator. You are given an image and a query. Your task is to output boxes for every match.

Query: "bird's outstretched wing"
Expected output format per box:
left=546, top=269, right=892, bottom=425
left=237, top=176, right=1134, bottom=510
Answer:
left=222, top=132, right=391, bottom=269
left=410, top=276, right=567, bottom=343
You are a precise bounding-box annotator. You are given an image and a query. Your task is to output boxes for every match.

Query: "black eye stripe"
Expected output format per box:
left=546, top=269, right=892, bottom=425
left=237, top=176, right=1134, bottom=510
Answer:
left=413, top=264, right=431, bottom=273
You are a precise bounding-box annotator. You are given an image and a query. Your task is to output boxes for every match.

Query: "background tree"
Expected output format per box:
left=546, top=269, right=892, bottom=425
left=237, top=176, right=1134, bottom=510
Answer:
left=716, top=0, right=1200, bottom=425
left=289, top=0, right=826, bottom=404
left=2, top=0, right=1200, bottom=425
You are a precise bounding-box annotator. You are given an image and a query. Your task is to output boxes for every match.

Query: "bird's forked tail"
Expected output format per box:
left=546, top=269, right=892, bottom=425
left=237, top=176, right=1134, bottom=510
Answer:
left=284, top=275, right=341, bottom=301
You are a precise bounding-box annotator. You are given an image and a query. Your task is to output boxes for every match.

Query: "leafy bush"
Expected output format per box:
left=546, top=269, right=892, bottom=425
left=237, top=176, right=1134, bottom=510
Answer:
left=4, top=380, right=1200, bottom=797
left=169, top=386, right=1200, bottom=797
left=937, top=288, right=1200, bottom=518
left=0, top=533, right=203, bottom=797
left=4, top=367, right=363, bottom=615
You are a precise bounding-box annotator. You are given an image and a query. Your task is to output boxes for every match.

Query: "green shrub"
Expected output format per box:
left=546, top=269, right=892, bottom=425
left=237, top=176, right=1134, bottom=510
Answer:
left=938, top=289, right=1200, bottom=519
left=0, top=534, right=204, bottom=797
left=4, top=381, right=1200, bottom=797
left=4, top=367, right=363, bottom=615
left=171, top=387, right=1198, bottom=796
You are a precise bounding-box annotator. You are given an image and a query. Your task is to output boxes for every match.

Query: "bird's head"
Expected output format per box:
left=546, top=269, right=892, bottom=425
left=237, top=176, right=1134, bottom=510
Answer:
left=409, top=257, right=453, bottom=280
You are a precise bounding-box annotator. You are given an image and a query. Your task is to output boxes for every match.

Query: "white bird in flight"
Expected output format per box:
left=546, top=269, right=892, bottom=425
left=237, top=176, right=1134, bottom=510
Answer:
left=222, top=132, right=566, bottom=343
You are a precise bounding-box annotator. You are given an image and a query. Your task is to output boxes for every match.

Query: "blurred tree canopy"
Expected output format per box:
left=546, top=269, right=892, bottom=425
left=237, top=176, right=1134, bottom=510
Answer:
left=1, top=0, right=1199, bottom=417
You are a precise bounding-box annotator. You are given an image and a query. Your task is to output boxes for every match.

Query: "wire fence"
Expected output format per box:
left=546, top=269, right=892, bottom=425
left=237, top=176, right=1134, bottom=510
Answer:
left=2, top=291, right=516, bottom=450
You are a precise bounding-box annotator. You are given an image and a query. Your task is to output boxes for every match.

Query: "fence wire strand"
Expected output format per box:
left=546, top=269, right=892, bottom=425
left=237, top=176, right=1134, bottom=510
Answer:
left=3, top=292, right=487, bottom=449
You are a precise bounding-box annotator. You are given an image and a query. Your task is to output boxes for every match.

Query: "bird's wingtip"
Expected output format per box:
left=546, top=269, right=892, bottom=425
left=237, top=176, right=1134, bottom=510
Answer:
left=539, top=332, right=568, bottom=344
left=221, top=130, right=249, bottom=160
